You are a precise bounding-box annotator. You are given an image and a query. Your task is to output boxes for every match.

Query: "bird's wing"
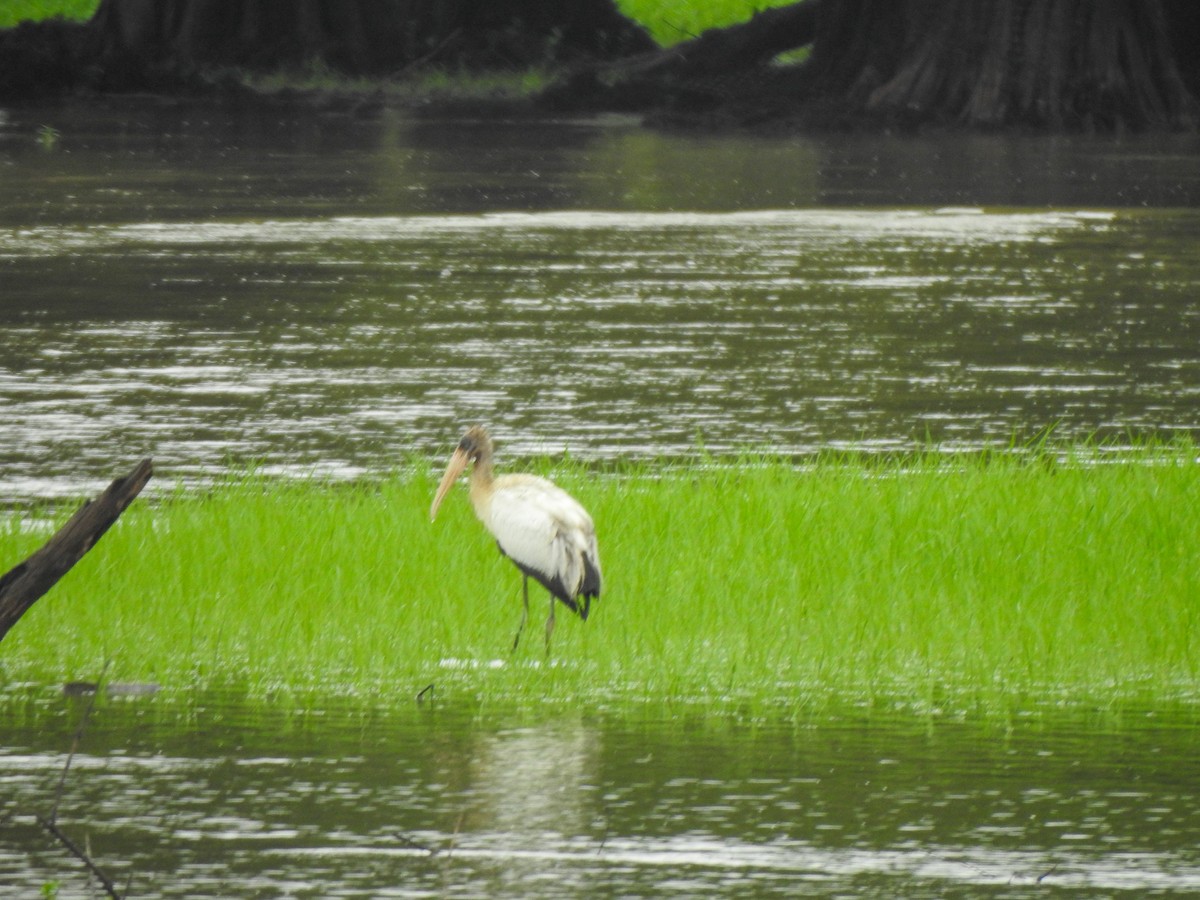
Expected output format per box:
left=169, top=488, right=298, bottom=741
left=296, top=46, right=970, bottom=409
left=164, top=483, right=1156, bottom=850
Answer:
left=486, top=475, right=598, bottom=599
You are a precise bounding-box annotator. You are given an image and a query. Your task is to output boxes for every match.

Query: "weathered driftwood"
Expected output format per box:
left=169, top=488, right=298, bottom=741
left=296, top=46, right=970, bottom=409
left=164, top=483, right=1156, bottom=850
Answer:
left=0, top=459, right=153, bottom=644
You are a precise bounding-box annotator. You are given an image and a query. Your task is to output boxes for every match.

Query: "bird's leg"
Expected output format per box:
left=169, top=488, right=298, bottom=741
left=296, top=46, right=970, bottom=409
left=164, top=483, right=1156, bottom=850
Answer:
left=511, top=575, right=530, bottom=653
left=544, top=598, right=556, bottom=655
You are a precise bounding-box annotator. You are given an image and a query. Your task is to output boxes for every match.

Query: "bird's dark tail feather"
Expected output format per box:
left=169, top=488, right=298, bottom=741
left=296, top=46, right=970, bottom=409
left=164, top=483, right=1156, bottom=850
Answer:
left=553, top=589, right=596, bottom=621
left=578, top=554, right=601, bottom=621
left=519, top=558, right=600, bottom=622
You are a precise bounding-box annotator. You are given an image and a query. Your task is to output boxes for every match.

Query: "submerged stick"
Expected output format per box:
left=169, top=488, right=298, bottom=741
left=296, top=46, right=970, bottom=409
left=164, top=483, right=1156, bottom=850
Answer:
left=40, top=660, right=127, bottom=898
left=394, top=831, right=440, bottom=856
left=0, top=458, right=153, bottom=643
left=36, top=814, right=124, bottom=900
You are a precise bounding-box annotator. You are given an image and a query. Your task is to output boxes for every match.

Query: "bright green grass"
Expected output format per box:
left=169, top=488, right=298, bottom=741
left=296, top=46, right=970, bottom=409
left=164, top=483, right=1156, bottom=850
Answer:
left=617, top=0, right=802, bottom=45
left=3, top=444, right=1198, bottom=715
left=0, top=0, right=96, bottom=28
left=3, top=1, right=795, bottom=46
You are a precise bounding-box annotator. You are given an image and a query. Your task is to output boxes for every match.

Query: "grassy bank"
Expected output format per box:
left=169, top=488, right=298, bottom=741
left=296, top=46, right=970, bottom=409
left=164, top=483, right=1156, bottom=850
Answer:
left=2, top=444, right=1198, bottom=715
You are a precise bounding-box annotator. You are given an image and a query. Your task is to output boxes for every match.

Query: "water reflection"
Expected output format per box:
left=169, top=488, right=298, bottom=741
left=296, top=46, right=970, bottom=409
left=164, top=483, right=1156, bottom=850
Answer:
left=471, top=717, right=598, bottom=838
left=2, top=698, right=1200, bottom=897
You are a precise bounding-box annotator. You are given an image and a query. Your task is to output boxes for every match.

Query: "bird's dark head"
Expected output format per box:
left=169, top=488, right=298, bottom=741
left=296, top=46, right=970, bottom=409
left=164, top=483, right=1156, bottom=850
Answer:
left=457, top=424, right=493, bottom=462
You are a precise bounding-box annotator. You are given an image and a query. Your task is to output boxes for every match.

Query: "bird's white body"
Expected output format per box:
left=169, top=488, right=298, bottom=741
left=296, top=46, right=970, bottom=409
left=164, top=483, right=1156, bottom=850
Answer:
left=472, top=473, right=601, bottom=615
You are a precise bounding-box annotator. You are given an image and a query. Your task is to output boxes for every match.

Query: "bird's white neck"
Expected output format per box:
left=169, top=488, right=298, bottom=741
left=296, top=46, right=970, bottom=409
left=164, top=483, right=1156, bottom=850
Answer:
left=468, top=457, right=495, bottom=517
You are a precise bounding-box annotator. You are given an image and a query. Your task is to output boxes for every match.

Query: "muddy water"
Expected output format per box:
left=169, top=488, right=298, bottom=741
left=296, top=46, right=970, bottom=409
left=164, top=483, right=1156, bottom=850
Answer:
left=2, top=100, right=1199, bottom=500
left=3, top=697, right=1200, bottom=898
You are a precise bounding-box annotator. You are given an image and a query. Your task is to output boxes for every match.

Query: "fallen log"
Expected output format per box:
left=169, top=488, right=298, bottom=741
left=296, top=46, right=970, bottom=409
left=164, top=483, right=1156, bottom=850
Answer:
left=539, top=0, right=820, bottom=117
left=623, top=0, right=820, bottom=79
left=0, top=459, right=153, bottom=644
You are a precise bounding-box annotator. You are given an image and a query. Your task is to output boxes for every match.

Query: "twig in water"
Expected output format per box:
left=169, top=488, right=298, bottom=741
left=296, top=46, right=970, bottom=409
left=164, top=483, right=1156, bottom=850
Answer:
left=41, top=661, right=126, bottom=899
left=446, top=809, right=466, bottom=858
left=36, top=815, right=123, bottom=900
left=416, top=683, right=435, bottom=704
left=395, top=831, right=440, bottom=856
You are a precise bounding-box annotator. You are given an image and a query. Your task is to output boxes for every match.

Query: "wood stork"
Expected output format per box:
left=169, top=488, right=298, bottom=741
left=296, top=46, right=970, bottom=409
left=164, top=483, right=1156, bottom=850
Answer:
left=429, top=425, right=602, bottom=652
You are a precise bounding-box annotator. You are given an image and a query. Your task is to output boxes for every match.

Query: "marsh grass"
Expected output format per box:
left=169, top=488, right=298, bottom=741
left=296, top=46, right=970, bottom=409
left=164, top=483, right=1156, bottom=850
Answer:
left=2, top=444, right=1198, bottom=715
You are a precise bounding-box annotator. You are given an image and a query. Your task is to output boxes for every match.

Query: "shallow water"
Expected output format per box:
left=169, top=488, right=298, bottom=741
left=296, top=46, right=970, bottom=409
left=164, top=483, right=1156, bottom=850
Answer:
left=2, top=100, right=1199, bottom=500
left=2, top=695, right=1199, bottom=898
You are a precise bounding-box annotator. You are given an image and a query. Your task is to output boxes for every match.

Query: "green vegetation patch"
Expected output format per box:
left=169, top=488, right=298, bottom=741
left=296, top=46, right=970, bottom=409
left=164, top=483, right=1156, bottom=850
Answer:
left=2, top=443, right=1199, bottom=716
left=617, top=0, right=803, bottom=45
left=0, top=0, right=97, bottom=29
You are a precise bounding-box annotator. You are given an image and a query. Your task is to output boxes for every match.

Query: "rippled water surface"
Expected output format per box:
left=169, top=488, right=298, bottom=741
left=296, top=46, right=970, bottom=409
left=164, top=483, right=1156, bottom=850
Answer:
left=2, top=100, right=1199, bottom=500
left=3, top=696, right=1200, bottom=898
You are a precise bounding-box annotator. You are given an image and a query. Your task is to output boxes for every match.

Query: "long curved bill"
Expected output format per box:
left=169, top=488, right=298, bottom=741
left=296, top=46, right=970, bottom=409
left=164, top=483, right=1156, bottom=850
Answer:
left=430, top=448, right=469, bottom=520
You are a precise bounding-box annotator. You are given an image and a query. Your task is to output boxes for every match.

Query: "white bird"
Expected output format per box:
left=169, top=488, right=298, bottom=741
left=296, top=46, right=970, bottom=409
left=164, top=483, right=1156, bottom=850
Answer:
left=430, top=425, right=602, bottom=652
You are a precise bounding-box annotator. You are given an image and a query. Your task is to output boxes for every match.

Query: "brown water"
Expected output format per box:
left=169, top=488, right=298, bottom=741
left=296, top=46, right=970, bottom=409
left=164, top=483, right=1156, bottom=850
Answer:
left=3, top=695, right=1200, bottom=898
left=2, top=99, right=1199, bottom=500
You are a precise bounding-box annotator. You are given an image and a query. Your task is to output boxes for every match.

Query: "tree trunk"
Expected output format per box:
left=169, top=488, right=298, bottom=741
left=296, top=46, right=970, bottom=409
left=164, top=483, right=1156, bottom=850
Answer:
left=806, top=0, right=1197, bottom=129
left=1163, top=0, right=1200, bottom=98
left=0, top=459, right=152, bottom=644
